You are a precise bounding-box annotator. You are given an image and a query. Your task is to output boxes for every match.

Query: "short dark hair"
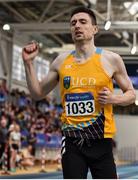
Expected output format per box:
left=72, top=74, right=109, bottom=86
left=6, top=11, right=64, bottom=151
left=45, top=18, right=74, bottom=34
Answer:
left=71, top=7, right=97, bottom=25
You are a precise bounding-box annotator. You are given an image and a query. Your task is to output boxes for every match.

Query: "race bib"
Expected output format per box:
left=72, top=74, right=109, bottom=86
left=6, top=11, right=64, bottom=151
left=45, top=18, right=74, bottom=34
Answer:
left=65, top=92, right=95, bottom=116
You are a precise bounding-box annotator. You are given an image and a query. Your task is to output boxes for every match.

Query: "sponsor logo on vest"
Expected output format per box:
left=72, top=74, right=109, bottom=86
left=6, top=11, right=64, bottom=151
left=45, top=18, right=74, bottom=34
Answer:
left=63, top=76, right=96, bottom=88
left=72, top=77, right=96, bottom=87
left=63, top=76, right=71, bottom=89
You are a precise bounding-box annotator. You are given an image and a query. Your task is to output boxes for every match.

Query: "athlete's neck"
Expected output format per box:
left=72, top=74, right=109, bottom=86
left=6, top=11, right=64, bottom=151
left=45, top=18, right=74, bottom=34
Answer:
left=74, top=40, right=96, bottom=61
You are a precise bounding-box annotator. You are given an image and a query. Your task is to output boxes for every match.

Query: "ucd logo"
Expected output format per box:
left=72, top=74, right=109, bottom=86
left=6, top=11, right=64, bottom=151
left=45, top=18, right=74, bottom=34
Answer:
left=63, top=76, right=71, bottom=89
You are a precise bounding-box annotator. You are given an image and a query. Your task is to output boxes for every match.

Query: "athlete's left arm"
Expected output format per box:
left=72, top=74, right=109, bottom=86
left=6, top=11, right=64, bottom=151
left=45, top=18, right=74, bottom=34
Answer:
left=98, top=53, right=136, bottom=106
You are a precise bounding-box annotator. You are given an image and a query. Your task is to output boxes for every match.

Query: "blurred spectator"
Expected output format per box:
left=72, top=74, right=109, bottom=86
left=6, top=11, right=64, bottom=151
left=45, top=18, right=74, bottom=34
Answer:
left=9, top=124, right=21, bottom=172
left=18, top=91, right=27, bottom=108
left=0, top=85, right=7, bottom=105
left=35, top=114, right=46, bottom=133
left=27, top=126, right=37, bottom=156
left=16, top=146, right=34, bottom=169
left=0, top=114, right=8, bottom=169
left=0, top=79, right=8, bottom=92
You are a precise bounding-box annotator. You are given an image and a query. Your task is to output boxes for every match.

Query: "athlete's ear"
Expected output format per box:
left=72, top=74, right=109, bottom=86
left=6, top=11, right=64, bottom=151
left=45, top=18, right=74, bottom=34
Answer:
left=93, top=25, right=99, bottom=35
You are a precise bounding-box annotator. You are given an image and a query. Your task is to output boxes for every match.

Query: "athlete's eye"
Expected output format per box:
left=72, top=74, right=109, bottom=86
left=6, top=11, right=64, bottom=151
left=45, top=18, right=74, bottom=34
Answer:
left=80, top=19, right=87, bottom=24
left=71, top=20, right=76, bottom=26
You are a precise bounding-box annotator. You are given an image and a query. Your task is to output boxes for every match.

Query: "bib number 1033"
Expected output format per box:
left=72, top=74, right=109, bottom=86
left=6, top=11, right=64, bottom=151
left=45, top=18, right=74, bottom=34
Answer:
left=65, top=92, right=95, bottom=116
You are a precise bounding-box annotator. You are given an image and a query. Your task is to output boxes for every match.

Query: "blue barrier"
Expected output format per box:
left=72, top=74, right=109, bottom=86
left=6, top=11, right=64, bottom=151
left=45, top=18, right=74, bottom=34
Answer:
left=21, top=132, right=62, bottom=148
left=35, top=133, right=46, bottom=147
left=45, top=135, right=61, bottom=148
left=35, top=133, right=61, bottom=148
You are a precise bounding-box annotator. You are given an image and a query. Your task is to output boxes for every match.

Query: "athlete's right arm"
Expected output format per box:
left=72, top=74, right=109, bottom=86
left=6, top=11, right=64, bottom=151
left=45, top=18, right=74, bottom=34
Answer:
left=22, top=42, right=59, bottom=100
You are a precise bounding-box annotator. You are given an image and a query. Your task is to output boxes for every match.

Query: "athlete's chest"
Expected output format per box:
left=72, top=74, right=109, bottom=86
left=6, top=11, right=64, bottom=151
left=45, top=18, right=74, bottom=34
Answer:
left=60, top=62, right=110, bottom=89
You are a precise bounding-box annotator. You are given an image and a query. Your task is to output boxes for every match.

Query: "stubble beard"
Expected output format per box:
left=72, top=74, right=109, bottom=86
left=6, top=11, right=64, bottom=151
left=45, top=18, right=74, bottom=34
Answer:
left=73, top=36, right=93, bottom=44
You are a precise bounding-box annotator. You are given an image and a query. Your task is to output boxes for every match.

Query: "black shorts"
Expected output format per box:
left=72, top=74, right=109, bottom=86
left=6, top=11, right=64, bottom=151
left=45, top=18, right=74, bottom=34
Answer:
left=11, top=144, right=19, bottom=150
left=61, top=137, right=117, bottom=179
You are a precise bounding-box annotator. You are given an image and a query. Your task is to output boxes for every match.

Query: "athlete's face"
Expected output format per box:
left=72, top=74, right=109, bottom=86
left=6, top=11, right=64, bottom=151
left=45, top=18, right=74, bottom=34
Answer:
left=70, top=12, right=98, bottom=42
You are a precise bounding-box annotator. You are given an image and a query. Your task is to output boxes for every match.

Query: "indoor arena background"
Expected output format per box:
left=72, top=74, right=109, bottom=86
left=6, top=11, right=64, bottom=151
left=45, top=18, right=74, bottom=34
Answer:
left=0, top=0, right=138, bottom=179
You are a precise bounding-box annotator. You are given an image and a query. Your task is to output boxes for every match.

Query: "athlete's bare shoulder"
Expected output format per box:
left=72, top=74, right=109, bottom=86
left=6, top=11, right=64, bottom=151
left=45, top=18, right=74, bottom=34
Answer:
left=50, top=51, right=72, bottom=72
left=100, top=49, right=123, bottom=77
left=103, top=49, right=123, bottom=66
left=102, top=49, right=122, bottom=62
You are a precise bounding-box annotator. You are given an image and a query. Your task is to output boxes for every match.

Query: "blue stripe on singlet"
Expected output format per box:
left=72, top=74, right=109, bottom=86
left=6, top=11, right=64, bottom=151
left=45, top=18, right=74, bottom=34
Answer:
left=86, top=121, right=91, bottom=126
left=70, top=50, right=75, bottom=55
left=80, top=123, right=85, bottom=128
left=71, top=48, right=102, bottom=55
left=96, top=48, right=102, bottom=54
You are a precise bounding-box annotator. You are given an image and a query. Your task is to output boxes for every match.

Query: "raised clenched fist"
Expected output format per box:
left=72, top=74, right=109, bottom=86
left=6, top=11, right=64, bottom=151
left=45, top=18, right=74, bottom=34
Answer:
left=22, top=41, right=39, bottom=63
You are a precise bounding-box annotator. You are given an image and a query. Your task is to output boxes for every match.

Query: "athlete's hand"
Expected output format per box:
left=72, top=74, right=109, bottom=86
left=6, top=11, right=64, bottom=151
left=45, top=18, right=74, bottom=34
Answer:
left=22, top=41, right=39, bottom=64
left=98, top=87, right=114, bottom=105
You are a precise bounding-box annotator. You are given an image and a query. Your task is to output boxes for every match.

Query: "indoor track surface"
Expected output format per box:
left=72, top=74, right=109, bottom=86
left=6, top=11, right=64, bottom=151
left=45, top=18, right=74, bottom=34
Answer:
left=1, top=164, right=138, bottom=179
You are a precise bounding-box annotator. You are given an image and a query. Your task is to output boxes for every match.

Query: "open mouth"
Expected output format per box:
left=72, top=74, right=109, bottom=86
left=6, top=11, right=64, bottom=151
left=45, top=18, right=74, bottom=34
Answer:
left=75, top=31, right=83, bottom=36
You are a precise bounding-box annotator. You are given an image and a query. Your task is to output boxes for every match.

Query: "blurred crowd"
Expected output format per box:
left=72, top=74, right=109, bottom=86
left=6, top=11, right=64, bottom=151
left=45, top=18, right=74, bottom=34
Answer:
left=0, top=79, right=62, bottom=173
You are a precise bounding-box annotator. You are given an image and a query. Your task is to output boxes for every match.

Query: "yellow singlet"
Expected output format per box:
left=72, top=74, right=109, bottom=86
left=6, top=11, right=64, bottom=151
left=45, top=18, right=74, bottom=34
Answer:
left=59, top=48, right=116, bottom=138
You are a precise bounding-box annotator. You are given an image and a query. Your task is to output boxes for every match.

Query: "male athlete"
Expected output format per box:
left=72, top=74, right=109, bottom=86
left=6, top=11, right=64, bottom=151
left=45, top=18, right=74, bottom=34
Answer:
left=22, top=7, right=136, bottom=179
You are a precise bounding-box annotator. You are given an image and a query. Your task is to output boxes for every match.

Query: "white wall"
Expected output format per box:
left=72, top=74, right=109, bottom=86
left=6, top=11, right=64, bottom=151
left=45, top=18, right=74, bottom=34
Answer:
left=115, top=114, right=138, bottom=161
left=0, top=59, right=4, bottom=78
left=115, top=114, right=138, bottom=148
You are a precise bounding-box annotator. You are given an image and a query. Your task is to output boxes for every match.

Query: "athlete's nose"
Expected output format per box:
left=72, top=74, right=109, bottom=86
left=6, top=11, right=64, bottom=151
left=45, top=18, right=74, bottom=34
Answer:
left=75, top=21, right=81, bottom=29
